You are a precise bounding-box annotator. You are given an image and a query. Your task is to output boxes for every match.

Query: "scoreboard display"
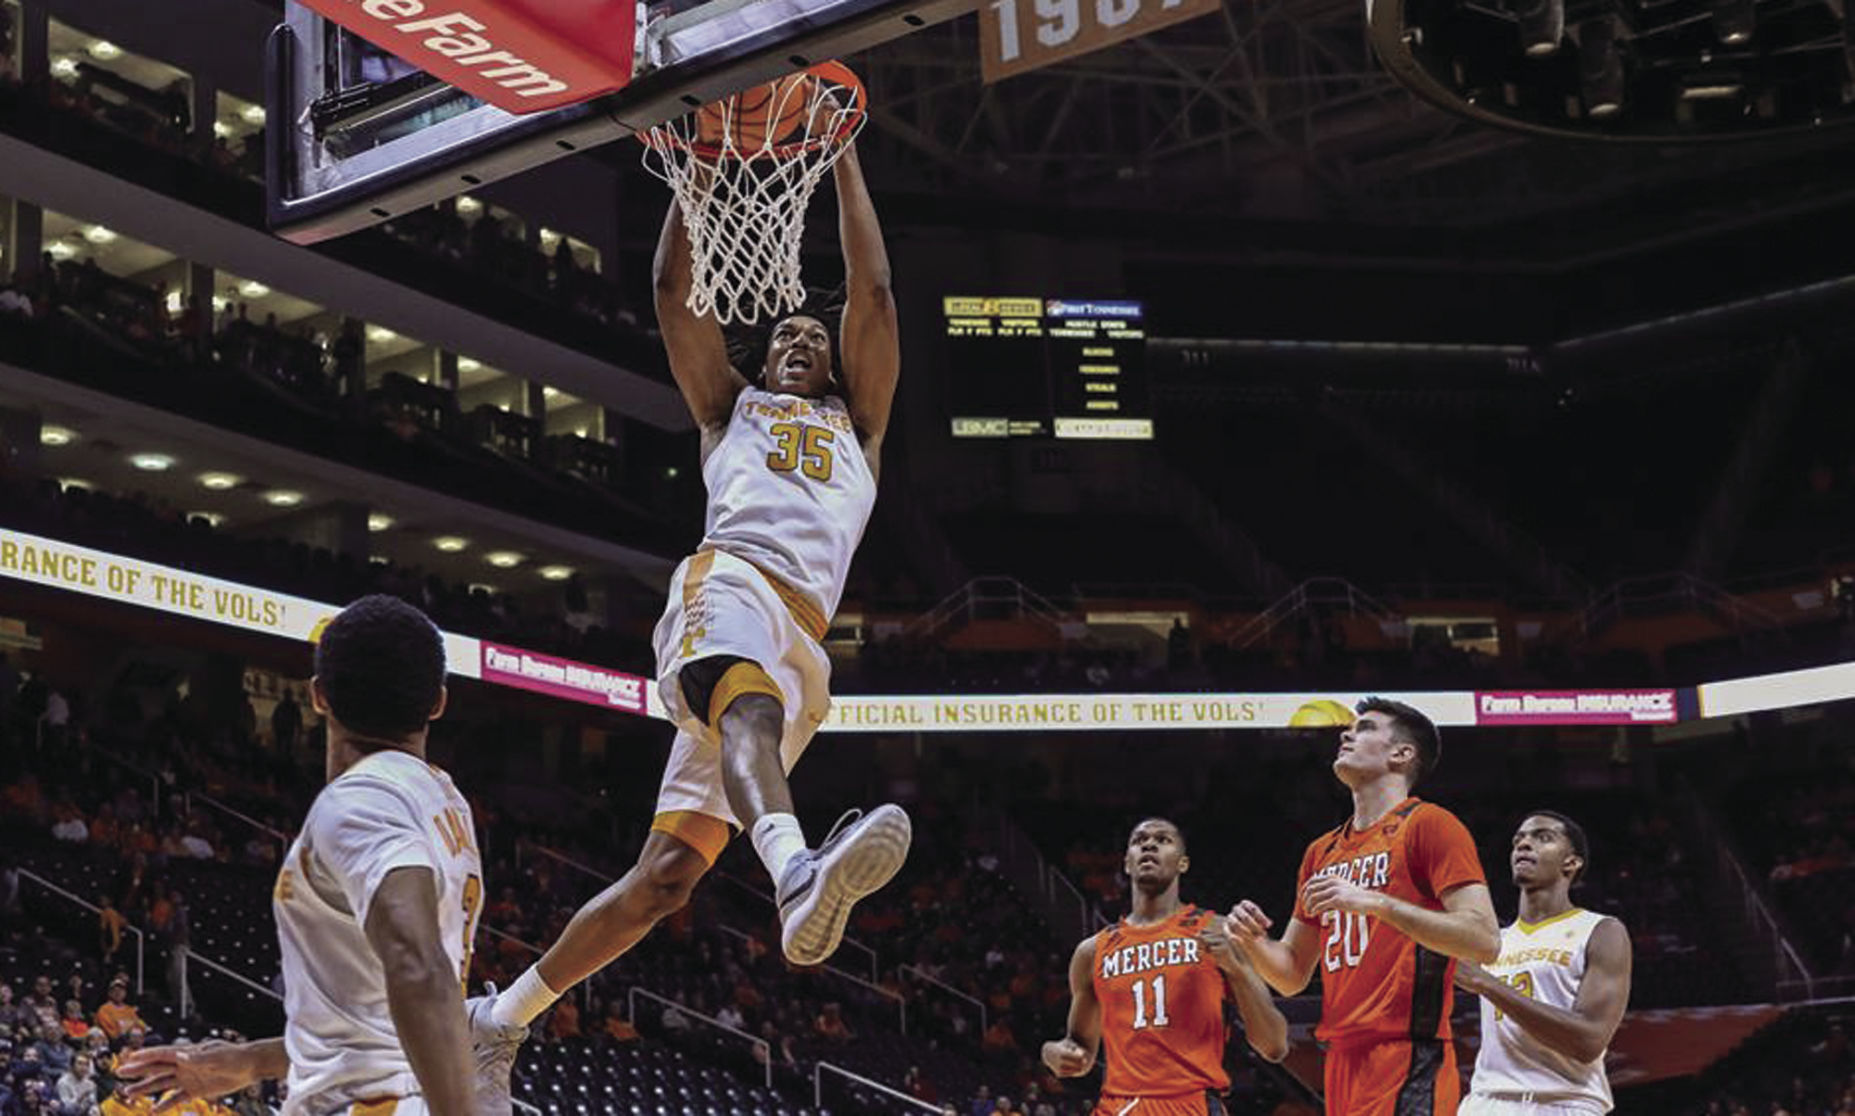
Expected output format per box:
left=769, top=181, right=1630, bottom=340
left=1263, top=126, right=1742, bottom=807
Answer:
left=943, top=296, right=1153, bottom=441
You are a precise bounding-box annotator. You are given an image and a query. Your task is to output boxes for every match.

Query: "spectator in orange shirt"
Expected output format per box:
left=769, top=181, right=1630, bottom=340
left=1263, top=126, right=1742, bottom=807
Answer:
left=601, top=1004, right=639, bottom=1044
left=94, top=981, right=145, bottom=1041
left=98, top=897, right=126, bottom=966
left=547, top=998, right=581, bottom=1042
left=61, top=999, right=91, bottom=1040
left=813, top=1002, right=853, bottom=1043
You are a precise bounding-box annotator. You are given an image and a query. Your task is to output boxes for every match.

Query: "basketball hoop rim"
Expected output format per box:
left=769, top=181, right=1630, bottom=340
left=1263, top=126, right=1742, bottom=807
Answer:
left=646, top=60, right=866, bottom=162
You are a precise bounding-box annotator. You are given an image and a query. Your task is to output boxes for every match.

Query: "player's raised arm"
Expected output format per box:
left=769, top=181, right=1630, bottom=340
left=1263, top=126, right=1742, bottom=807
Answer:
left=1199, top=912, right=1289, bottom=1061
left=832, top=143, right=899, bottom=451
left=1225, top=900, right=1322, bottom=997
left=1456, top=916, right=1632, bottom=1063
left=117, top=1037, right=290, bottom=1107
left=654, top=202, right=749, bottom=438
left=365, top=867, right=474, bottom=1116
left=1041, top=936, right=1103, bottom=1078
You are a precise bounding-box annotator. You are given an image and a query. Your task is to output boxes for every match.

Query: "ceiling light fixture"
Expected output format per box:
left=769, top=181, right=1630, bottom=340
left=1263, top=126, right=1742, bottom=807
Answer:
left=367, top=513, right=394, bottom=532
left=538, top=565, right=574, bottom=581
left=197, top=472, right=242, bottom=490
left=129, top=452, right=175, bottom=472
left=187, top=511, right=225, bottom=528
left=87, top=40, right=122, bottom=60
left=241, top=104, right=266, bottom=125
left=367, top=326, right=398, bottom=343
left=84, top=226, right=117, bottom=244
left=239, top=280, right=270, bottom=298
left=433, top=536, right=469, bottom=552
left=458, top=357, right=481, bottom=372
left=485, top=551, right=524, bottom=568
left=263, top=490, right=304, bottom=507
left=39, top=425, right=75, bottom=446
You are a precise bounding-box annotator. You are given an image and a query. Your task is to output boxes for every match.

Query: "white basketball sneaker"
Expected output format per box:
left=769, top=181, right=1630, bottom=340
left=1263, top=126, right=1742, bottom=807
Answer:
left=774, top=805, right=912, bottom=966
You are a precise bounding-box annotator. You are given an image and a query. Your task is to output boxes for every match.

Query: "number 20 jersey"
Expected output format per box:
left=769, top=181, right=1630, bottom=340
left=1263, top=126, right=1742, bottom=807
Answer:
left=1090, top=905, right=1230, bottom=1099
left=1293, top=797, right=1486, bottom=1047
left=703, top=388, right=876, bottom=621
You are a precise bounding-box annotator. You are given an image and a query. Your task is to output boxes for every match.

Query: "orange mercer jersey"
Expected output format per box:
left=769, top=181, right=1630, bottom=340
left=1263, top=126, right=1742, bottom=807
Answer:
left=1090, top=905, right=1230, bottom=1099
left=1294, top=797, right=1485, bottom=1047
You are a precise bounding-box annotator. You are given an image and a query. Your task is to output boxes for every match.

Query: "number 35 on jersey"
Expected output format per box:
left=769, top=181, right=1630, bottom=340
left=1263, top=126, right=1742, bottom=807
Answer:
left=980, top=0, right=1222, bottom=82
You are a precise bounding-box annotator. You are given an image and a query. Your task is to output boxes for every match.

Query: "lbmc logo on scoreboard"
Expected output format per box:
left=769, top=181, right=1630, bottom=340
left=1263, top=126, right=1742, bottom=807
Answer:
left=980, top=0, right=1224, bottom=83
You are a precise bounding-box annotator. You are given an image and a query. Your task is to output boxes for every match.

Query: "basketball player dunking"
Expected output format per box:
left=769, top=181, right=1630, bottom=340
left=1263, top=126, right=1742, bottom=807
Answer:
left=1043, top=818, right=1288, bottom=1116
left=1454, top=812, right=1631, bottom=1116
left=1226, top=699, right=1500, bottom=1116
left=477, top=140, right=909, bottom=1076
left=118, top=596, right=481, bottom=1116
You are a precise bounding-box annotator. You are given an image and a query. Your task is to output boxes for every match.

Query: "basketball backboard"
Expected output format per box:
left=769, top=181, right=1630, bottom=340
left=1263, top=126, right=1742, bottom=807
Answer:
left=267, top=0, right=973, bottom=244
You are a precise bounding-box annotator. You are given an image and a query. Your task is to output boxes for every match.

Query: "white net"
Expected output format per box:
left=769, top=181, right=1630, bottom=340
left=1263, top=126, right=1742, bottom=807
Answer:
left=642, top=63, right=866, bottom=326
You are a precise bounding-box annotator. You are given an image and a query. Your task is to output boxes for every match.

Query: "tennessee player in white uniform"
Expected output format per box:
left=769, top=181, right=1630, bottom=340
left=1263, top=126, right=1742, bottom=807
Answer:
left=1455, top=812, right=1632, bottom=1115
left=483, top=139, right=910, bottom=1048
left=119, top=596, right=483, bottom=1116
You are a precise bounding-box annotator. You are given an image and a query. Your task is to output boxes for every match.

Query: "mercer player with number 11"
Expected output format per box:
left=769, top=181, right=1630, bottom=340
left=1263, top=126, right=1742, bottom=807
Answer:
left=1227, top=699, right=1500, bottom=1116
left=1043, top=818, right=1287, bottom=1115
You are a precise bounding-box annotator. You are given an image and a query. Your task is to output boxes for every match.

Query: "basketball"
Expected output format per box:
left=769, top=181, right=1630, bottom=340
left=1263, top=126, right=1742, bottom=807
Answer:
left=696, top=72, right=815, bottom=152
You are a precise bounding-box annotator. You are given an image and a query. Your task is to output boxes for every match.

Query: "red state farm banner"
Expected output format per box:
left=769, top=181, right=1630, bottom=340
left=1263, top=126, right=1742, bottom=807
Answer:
left=302, top=0, right=637, bottom=114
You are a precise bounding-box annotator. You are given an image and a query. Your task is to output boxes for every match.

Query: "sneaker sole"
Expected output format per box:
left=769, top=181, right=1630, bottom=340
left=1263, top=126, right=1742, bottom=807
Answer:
left=782, top=805, right=912, bottom=966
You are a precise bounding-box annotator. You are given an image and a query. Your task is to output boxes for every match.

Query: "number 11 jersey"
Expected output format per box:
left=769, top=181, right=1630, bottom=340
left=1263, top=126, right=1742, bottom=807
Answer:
left=1293, top=797, right=1486, bottom=1047
left=1090, top=905, right=1230, bottom=1100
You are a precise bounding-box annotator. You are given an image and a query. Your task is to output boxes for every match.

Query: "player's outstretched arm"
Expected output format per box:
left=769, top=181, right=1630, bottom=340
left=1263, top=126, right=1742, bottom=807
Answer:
left=832, top=143, right=899, bottom=453
left=1040, top=936, right=1103, bottom=1078
left=1225, top=901, right=1321, bottom=997
left=653, top=202, right=748, bottom=440
left=1454, top=917, right=1632, bottom=1063
left=366, top=866, right=475, bottom=1116
left=1199, top=916, right=1289, bottom=1062
left=1304, top=876, right=1501, bottom=965
left=117, top=1037, right=289, bottom=1108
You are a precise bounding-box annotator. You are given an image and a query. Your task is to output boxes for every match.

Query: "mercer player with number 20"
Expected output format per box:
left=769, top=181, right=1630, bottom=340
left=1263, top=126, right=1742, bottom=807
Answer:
left=1227, top=699, right=1500, bottom=1116
left=1044, top=818, right=1287, bottom=1116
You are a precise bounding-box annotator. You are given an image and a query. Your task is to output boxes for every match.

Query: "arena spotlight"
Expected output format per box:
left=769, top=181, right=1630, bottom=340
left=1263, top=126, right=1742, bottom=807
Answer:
left=197, top=472, right=242, bottom=490
left=87, top=40, right=121, bottom=60
left=458, top=357, right=482, bottom=372
left=242, top=105, right=266, bottom=126
left=1579, top=18, right=1625, bottom=116
left=486, top=551, right=524, bottom=568
left=1710, top=0, right=1754, bottom=44
left=46, top=242, right=74, bottom=261
left=367, top=513, right=394, bottom=532
left=366, top=326, right=397, bottom=343
left=129, top=453, right=175, bottom=472
left=50, top=57, right=77, bottom=79
left=456, top=196, right=483, bottom=216
left=39, top=425, right=75, bottom=446
left=1681, top=72, right=1745, bottom=99
left=213, top=121, right=232, bottom=139
left=542, top=386, right=559, bottom=398
left=1516, top=0, right=1565, bottom=55
left=239, top=280, right=270, bottom=298
left=433, top=536, right=469, bottom=552
left=538, top=565, right=574, bottom=581
left=57, top=477, right=93, bottom=491
left=263, top=490, right=304, bottom=507
left=187, top=511, right=226, bottom=528
left=84, top=225, right=116, bottom=244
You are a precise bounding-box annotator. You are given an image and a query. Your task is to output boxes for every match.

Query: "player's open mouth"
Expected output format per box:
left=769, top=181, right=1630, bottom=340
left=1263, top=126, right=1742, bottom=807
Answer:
left=1513, top=854, right=1536, bottom=868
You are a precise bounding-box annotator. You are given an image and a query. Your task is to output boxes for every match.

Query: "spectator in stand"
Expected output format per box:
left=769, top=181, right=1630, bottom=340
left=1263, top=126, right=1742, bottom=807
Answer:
left=813, top=1002, right=853, bottom=1044
left=177, top=825, right=214, bottom=861
left=160, top=890, right=190, bottom=1014
left=31, top=1024, right=71, bottom=1075
left=53, top=1053, right=98, bottom=1116
left=92, top=983, right=142, bottom=1044
left=546, top=999, right=580, bottom=1043
left=97, top=899, right=126, bottom=967
left=969, top=1084, right=993, bottom=1116
left=229, top=1082, right=272, bottom=1116
left=24, top=978, right=59, bottom=1033
left=57, top=1004, right=88, bottom=1043
left=993, top=1095, right=1024, bottom=1116
left=50, top=805, right=88, bottom=844
left=599, top=1002, right=638, bottom=1044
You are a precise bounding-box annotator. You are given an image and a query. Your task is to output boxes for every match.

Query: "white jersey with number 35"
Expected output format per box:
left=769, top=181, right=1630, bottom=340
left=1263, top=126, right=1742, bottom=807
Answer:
left=273, top=750, right=483, bottom=1116
left=1471, top=908, right=1614, bottom=1112
left=702, top=387, right=876, bottom=622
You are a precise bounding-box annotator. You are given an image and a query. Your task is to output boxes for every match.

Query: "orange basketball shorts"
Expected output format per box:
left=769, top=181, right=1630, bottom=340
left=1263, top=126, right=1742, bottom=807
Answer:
left=1324, top=1038, right=1459, bottom=1116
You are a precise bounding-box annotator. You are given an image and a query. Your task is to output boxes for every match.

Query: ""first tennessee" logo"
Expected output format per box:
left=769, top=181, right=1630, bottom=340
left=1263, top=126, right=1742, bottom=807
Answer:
left=1100, top=937, right=1201, bottom=979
